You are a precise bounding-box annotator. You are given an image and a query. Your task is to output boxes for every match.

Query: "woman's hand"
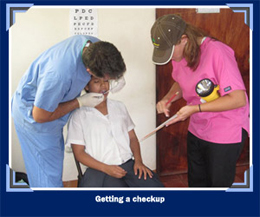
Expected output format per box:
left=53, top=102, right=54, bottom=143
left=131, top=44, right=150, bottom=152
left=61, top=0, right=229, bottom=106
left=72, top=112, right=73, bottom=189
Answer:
left=104, top=165, right=127, bottom=178
left=156, top=98, right=172, bottom=117
left=165, top=105, right=199, bottom=126
left=157, top=83, right=182, bottom=117
left=134, top=160, right=153, bottom=180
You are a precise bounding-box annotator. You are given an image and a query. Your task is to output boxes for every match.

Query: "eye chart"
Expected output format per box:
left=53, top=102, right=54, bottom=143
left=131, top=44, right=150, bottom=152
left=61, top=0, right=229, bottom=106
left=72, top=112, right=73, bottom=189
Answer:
left=70, top=8, right=98, bottom=36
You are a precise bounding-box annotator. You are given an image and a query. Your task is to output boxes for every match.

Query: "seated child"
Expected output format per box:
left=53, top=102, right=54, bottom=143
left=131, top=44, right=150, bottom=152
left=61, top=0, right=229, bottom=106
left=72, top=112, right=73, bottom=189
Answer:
left=66, top=75, right=164, bottom=187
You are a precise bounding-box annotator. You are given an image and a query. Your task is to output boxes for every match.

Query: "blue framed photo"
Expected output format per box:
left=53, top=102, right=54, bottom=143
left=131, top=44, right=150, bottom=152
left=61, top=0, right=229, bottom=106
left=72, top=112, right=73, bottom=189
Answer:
left=1, top=0, right=259, bottom=216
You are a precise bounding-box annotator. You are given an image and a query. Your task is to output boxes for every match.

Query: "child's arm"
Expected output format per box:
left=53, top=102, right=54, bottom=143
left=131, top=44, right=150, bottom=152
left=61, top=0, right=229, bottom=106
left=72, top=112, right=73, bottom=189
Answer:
left=72, top=144, right=127, bottom=178
left=129, top=129, right=153, bottom=180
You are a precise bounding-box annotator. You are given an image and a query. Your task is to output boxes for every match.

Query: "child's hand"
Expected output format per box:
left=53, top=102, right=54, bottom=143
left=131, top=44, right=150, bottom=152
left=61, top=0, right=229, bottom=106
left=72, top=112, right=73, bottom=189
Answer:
left=104, top=165, right=127, bottom=178
left=134, top=161, right=153, bottom=180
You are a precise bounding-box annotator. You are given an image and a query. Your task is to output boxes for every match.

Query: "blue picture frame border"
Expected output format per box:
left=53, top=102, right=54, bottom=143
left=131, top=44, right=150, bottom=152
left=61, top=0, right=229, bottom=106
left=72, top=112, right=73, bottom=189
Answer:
left=1, top=1, right=259, bottom=216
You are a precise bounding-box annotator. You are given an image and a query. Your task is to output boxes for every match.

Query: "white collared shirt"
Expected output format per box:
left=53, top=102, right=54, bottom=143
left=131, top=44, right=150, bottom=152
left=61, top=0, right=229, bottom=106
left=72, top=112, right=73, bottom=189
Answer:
left=66, top=99, right=134, bottom=165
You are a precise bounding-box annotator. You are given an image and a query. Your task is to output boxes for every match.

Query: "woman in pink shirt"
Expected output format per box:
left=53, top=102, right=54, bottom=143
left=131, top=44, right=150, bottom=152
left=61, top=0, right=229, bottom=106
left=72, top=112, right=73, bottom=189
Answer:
left=151, top=14, right=249, bottom=187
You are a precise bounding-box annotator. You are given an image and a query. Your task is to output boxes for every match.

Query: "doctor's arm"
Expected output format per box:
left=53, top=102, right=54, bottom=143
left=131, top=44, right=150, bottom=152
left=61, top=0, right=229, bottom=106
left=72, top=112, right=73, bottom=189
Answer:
left=32, top=99, right=79, bottom=123
left=72, top=144, right=127, bottom=178
left=32, top=92, right=104, bottom=123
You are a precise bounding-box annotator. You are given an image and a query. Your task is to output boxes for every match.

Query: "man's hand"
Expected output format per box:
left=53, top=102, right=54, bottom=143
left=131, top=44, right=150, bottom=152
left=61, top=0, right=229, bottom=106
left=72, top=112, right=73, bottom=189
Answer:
left=77, top=92, right=104, bottom=107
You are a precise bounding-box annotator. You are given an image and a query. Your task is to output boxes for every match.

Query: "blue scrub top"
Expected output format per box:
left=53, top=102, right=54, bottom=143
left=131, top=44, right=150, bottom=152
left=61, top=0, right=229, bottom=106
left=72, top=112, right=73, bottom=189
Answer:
left=12, top=35, right=99, bottom=134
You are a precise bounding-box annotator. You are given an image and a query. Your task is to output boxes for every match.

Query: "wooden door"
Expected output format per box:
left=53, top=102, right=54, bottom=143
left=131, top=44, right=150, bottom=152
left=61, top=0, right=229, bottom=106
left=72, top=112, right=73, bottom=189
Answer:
left=156, top=8, right=250, bottom=176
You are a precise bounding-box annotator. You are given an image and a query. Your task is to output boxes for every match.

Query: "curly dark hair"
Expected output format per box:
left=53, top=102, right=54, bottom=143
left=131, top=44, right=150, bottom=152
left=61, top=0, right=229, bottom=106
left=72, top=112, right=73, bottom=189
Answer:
left=82, top=41, right=126, bottom=78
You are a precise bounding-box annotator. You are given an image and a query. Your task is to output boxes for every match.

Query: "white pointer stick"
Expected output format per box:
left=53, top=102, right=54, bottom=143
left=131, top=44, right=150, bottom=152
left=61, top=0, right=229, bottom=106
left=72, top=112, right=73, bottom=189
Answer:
left=139, top=114, right=178, bottom=142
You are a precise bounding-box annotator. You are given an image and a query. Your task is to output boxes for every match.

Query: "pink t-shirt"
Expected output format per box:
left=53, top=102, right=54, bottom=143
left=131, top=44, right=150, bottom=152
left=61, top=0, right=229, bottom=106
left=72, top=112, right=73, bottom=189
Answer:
left=171, top=37, right=249, bottom=143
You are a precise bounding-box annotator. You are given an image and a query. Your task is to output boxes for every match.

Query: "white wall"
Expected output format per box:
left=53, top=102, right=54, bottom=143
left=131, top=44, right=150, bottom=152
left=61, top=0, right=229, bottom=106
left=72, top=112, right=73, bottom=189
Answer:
left=10, top=7, right=156, bottom=181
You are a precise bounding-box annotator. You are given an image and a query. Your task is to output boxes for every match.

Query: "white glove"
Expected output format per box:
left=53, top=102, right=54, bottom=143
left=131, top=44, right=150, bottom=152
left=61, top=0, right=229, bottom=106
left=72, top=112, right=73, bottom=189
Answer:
left=77, top=92, right=104, bottom=107
left=109, top=76, right=126, bottom=93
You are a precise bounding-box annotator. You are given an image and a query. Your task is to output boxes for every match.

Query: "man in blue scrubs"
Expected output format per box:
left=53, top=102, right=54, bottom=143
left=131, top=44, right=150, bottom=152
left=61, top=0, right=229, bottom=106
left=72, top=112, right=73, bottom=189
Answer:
left=11, top=35, right=126, bottom=187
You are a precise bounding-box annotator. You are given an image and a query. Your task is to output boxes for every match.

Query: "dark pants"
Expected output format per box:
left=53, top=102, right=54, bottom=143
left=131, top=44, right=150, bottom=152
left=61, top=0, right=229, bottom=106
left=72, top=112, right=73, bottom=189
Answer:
left=79, top=159, right=164, bottom=187
left=187, top=129, right=247, bottom=187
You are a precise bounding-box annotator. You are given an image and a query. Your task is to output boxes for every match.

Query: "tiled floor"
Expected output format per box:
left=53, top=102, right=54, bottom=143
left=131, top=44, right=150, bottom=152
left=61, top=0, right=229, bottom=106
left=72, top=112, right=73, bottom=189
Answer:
left=63, top=165, right=249, bottom=188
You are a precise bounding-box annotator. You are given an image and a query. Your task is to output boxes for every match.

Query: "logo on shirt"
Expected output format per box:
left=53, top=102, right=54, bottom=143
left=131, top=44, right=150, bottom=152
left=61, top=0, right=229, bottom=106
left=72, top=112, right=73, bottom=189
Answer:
left=224, top=86, right=232, bottom=92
